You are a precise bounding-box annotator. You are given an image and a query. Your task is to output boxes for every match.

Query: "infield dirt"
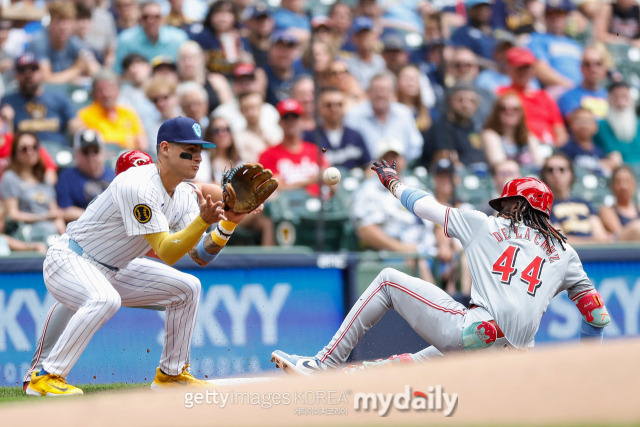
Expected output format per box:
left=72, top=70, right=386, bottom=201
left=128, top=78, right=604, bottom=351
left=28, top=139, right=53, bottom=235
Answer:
left=3, top=338, right=639, bottom=426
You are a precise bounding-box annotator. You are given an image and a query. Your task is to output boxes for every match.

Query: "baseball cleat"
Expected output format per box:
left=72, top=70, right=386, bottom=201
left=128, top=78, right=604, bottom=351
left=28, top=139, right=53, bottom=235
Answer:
left=462, top=320, right=497, bottom=351
left=271, top=350, right=325, bottom=376
left=26, top=371, right=83, bottom=397
left=23, top=381, right=29, bottom=393
left=342, top=353, right=414, bottom=374
left=151, top=364, right=211, bottom=391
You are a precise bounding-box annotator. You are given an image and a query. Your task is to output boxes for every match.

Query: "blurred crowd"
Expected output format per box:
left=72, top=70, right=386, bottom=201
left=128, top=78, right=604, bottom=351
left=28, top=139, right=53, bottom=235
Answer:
left=0, top=0, right=640, bottom=298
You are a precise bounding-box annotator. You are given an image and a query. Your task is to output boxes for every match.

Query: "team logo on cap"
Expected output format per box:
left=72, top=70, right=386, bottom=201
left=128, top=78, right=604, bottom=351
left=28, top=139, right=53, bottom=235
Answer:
left=192, top=123, right=202, bottom=138
left=133, top=204, right=152, bottom=223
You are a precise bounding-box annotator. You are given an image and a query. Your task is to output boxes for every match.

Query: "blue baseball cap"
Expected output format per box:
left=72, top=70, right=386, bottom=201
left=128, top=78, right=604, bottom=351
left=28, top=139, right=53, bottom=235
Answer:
left=352, top=16, right=374, bottom=33
left=271, top=31, right=298, bottom=45
left=466, top=0, right=491, bottom=8
left=157, top=117, right=216, bottom=148
left=545, top=0, right=573, bottom=12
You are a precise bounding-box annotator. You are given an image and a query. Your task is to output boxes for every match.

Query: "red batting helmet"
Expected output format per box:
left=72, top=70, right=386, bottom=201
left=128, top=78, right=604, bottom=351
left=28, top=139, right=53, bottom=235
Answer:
left=488, top=177, right=553, bottom=217
left=115, top=150, right=153, bottom=175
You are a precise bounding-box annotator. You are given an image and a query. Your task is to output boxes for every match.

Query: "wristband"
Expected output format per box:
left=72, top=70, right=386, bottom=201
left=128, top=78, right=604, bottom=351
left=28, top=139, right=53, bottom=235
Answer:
left=196, top=236, right=218, bottom=263
left=211, top=220, right=237, bottom=247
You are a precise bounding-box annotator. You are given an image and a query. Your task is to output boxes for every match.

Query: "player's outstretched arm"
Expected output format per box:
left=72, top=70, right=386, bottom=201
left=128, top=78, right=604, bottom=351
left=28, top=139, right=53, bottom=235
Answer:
left=371, top=160, right=448, bottom=226
left=144, top=190, right=227, bottom=265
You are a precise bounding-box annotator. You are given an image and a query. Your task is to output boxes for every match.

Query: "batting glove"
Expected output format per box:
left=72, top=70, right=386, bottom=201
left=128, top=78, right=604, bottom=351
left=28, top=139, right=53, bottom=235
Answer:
left=372, top=160, right=402, bottom=195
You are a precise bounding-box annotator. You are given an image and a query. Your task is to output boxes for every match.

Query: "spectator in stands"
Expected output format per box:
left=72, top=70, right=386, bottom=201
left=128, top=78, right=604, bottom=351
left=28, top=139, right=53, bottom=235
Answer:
left=490, top=159, right=522, bottom=197
left=345, top=72, right=423, bottom=163
left=78, top=69, right=147, bottom=151
left=498, top=47, right=568, bottom=146
left=491, top=0, right=543, bottom=35
left=176, top=81, right=210, bottom=129
left=383, top=33, right=436, bottom=113
left=72, top=0, right=117, bottom=67
left=302, top=86, right=371, bottom=170
left=430, top=158, right=472, bottom=299
left=28, top=1, right=100, bottom=84
left=202, top=116, right=275, bottom=246
left=115, top=1, right=188, bottom=74
left=599, top=165, right=640, bottom=241
left=2, top=53, right=82, bottom=148
left=561, top=107, right=622, bottom=176
left=176, top=41, right=234, bottom=115
left=113, top=0, right=140, bottom=33
left=442, top=47, right=495, bottom=126
left=56, top=129, right=114, bottom=223
left=145, top=76, right=180, bottom=150
left=421, top=83, right=486, bottom=168
left=594, top=0, right=640, bottom=48
left=164, top=0, right=194, bottom=30
left=263, top=31, right=304, bottom=106
left=310, top=16, right=333, bottom=46
left=344, top=17, right=386, bottom=90
left=272, top=0, right=311, bottom=44
left=201, top=116, right=241, bottom=184
left=0, top=132, right=65, bottom=245
left=557, top=45, right=611, bottom=120
left=396, top=64, right=432, bottom=132
left=476, top=38, right=518, bottom=94
left=327, top=60, right=366, bottom=112
left=290, top=76, right=316, bottom=132
left=450, top=0, right=496, bottom=62
left=150, top=55, right=180, bottom=85
left=528, top=0, right=583, bottom=91
left=212, top=64, right=281, bottom=140
left=187, top=0, right=251, bottom=78
left=258, top=99, right=328, bottom=196
left=242, top=2, right=274, bottom=68
left=233, top=92, right=276, bottom=160
left=351, top=137, right=436, bottom=283
left=118, top=54, right=159, bottom=149
left=328, top=1, right=353, bottom=54
left=302, top=40, right=335, bottom=88
left=482, top=92, right=543, bottom=168
left=0, top=200, right=48, bottom=255
left=541, top=152, right=612, bottom=243
left=594, top=81, right=640, bottom=166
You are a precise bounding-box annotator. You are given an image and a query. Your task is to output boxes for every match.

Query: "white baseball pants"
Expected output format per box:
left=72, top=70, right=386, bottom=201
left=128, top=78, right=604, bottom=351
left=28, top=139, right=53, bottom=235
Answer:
left=41, top=235, right=200, bottom=377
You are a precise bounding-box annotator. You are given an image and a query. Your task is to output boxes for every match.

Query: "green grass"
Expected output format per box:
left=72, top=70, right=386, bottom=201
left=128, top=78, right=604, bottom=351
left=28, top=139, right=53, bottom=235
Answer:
left=0, top=383, right=148, bottom=403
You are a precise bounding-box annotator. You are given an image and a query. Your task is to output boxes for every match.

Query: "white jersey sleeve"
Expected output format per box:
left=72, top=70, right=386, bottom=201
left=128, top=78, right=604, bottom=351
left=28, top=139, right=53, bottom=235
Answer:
left=112, top=174, right=169, bottom=236
left=171, top=182, right=201, bottom=232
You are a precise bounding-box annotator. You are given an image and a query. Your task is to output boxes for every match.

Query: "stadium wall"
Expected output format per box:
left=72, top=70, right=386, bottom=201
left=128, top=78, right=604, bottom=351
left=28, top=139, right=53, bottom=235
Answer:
left=0, top=247, right=637, bottom=386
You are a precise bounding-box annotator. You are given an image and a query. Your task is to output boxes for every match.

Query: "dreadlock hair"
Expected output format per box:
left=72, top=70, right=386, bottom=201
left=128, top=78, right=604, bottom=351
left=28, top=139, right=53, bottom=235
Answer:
left=500, top=197, right=567, bottom=252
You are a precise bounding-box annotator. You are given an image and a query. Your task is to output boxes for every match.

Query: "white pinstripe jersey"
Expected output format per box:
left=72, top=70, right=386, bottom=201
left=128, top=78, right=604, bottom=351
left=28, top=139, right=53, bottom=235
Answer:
left=66, top=164, right=200, bottom=269
left=443, top=208, right=594, bottom=348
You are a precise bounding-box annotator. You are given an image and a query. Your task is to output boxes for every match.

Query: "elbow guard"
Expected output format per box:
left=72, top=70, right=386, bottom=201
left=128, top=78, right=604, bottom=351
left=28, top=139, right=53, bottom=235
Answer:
left=576, top=291, right=610, bottom=328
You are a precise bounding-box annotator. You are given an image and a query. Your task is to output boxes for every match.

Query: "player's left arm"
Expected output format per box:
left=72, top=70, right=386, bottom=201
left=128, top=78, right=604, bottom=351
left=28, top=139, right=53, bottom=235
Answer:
left=563, top=248, right=611, bottom=340
left=188, top=210, right=249, bottom=266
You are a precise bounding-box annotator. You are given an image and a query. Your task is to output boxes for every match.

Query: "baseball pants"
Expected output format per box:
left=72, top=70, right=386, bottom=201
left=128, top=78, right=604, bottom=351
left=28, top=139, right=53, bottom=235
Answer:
left=315, top=268, right=483, bottom=367
left=41, top=235, right=201, bottom=377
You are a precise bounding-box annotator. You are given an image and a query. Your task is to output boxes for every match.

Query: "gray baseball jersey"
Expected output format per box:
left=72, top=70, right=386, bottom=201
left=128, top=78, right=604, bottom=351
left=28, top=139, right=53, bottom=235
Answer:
left=443, top=208, right=593, bottom=348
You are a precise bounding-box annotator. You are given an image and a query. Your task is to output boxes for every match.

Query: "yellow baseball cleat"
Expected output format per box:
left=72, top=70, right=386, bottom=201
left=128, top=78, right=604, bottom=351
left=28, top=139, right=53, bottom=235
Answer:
left=26, top=371, right=83, bottom=397
left=151, top=365, right=211, bottom=391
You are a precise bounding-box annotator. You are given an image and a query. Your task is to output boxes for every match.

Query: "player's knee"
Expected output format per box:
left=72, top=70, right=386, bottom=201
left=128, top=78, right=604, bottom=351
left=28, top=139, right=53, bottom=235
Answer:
left=90, top=290, right=121, bottom=317
left=174, top=274, right=201, bottom=302
left=376, top=267, right=401, bottom=283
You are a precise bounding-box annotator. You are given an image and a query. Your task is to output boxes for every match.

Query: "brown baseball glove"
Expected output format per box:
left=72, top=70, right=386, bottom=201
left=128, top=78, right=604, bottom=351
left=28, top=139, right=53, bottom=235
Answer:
left=221, top=163, right=279, bottom=213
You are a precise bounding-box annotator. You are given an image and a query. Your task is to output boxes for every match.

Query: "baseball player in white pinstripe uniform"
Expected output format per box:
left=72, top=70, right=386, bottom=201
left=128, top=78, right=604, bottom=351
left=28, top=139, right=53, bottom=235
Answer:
left=27, top=117, right=251, bottom=396
left=271, top=160, right=611, bottom=375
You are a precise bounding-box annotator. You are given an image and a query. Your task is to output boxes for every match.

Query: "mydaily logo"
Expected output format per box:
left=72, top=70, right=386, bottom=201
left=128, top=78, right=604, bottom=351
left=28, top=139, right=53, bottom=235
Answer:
left=354, top=385, right=458, bottom=417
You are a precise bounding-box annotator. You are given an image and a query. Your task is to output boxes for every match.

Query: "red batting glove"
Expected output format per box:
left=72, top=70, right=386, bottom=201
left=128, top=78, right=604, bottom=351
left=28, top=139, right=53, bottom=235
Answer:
left=371, top=160, right=401, bottom=193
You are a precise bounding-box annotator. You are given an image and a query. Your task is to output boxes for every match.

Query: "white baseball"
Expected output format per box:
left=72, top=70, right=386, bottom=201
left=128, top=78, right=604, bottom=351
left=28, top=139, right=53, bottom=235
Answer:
left=323, top=167, right=341, bottom=185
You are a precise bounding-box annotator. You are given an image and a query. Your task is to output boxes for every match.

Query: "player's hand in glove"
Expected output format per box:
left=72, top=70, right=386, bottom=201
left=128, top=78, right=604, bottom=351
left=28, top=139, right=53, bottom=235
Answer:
left=372, top=160, right=402, bottom=195
left=222, top=163, right=279, bottom=213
